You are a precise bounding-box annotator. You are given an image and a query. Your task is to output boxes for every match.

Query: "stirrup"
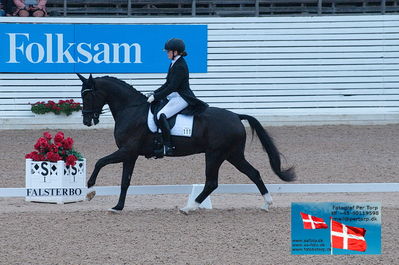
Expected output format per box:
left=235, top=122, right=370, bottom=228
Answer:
left=164, top=145, right=175, bottom=156
left=154, top=147, right=164, bottom=159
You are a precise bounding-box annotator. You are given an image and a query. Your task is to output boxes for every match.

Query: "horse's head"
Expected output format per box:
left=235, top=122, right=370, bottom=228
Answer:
left=77, top=73, right=105, bottom=127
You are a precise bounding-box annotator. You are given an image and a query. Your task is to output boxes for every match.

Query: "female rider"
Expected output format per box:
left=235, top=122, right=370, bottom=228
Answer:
left=147, top=38, right=208, bottom=155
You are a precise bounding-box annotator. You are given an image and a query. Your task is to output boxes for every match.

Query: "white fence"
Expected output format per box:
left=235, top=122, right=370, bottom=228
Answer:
left=1, top=15, right=399, bottom=128
left=1, top=183, right=399, bottom=198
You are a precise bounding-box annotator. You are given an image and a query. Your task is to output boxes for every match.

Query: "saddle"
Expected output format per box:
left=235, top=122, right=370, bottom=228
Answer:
left=146, top=99, right=194, bottom=158
left=147, top=99, right=194, bottom=137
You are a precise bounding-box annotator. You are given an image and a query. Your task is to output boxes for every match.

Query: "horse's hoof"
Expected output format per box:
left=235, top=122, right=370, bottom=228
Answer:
left=108, top=208, right=122, bottom=214
left=179, top=207, right=190, bottom=215
left=85, top=190, right=96, bottom=201
left=87, top=180, right=95, bottom=188
left=261, top=204, right=270, bottom=212
left=179, top=202, right=200, bottom=215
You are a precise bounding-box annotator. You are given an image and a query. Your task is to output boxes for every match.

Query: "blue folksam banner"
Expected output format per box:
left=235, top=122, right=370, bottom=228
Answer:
left=0, top=24, right=208, bottom=73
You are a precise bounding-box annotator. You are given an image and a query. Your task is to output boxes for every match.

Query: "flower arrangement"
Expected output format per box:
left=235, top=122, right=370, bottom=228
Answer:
left=25, top=131, right=83, bottom=166
left=31, top=99, right=82, bottom=116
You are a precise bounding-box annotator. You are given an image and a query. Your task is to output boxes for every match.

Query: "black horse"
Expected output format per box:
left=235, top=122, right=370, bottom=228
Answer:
left=77, top=74, right=296, bottom=214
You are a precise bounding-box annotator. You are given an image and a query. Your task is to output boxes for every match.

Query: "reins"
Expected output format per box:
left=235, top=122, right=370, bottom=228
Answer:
left=82, top=87, right=148, bottom=116
left=100, top=101, right=148, bottom=115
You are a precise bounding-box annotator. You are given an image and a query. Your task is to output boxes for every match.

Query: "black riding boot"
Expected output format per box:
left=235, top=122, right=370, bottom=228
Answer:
left=158, top=114, right=175, bottom=156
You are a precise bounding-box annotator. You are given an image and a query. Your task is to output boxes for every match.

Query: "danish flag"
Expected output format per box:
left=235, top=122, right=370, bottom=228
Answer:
left=300, top=212, right=328, bottom=229
left=331, top=219, right=367, bottom=252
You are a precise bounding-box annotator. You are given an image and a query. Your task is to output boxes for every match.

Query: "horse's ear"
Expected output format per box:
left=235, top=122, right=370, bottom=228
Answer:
left=88, top=74, right=95, bottom=89
left=76, top=73, right=87, bottom=83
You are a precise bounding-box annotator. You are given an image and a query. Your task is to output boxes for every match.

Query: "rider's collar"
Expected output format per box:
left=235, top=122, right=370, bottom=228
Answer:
left=171, top=55, right=181, bottom=67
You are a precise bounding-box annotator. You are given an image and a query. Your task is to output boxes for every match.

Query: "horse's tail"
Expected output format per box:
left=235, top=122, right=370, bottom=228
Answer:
left=238, top=114, right=296, bottom=182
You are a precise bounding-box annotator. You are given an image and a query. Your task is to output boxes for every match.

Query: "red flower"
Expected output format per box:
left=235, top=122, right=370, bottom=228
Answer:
left=62, top=137, right=74, bottom=150
left=43, top=132, right=52, bottom=140
left=49, top=144, right=59, bottom=153
left=31, top=99, right=81, bottom=116
left=34, top=137, right=50, bottom=151
left=34, top=153, right=46, bottom=161
left=46, top=152, right=62, bottom=162
left=33, top=142, right=39, bottom=150
left=54, top=132, right=64, bottom=143
left=65, top=155, right=77, bottom=166
left=25, top=151, right=38, bottom=159
left=26, top=131, right=83, bottom=164
left=26, top=151, right=46, bottom=161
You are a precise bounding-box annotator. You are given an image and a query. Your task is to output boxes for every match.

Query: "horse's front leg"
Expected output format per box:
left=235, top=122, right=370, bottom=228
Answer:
left=87, top=148, right=131, bottom=188
left=110, top=156, right=138, bottom=212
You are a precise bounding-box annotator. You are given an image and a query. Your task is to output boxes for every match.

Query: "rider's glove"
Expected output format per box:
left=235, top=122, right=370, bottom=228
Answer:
left=147, top=95, right=155, bottom=103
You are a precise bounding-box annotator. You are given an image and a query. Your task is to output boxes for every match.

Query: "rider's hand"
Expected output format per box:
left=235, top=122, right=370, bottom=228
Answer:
left=147, top=95, right=155, bottom=103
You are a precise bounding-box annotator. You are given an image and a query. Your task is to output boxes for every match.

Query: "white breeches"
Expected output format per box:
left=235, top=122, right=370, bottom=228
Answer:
left=157, top=93, right=189, bottom=119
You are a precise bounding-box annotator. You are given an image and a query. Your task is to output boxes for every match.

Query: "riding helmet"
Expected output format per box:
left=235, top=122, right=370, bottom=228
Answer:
left=164, top=38, right=186, bottom=54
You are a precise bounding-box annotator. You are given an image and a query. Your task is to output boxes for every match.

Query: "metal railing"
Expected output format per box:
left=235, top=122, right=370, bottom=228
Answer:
left=47, top=0, right=397, bottom=17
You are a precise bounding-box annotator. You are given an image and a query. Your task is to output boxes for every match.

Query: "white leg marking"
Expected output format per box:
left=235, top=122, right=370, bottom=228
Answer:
left=107, top=208, right=122, bottom=214
left=261, top=193, right=273, bottom=211
left=179, top=201, right=200, bottom=215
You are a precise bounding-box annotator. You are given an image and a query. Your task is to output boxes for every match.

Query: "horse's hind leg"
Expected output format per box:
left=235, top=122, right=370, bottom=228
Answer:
left=227, top=151, right=273, bottom=211
left=180, top=150, right=225, bottom=214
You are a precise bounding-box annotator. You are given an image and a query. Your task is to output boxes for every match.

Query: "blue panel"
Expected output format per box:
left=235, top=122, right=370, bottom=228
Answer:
left=0, top=24, right=208, bottom=73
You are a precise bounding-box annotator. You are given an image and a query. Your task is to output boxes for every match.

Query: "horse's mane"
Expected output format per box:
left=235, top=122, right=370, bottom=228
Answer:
left=98, top=76, right=146, bottom=98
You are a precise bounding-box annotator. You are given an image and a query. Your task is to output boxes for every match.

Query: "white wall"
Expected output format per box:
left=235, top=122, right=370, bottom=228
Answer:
left=0, top=15, right=398, bottom=129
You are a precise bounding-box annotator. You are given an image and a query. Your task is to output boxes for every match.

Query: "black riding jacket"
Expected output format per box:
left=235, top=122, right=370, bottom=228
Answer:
left=153, top=57, right=208, bottom=115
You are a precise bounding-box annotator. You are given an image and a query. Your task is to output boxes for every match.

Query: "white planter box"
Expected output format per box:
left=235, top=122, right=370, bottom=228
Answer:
left=25, top=158, right=86, bottom=204
left=34, top=111, right=82, bottom=119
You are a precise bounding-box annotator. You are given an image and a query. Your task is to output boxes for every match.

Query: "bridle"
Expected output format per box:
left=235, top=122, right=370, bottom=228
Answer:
left=81, top=88, right=103, bottom=118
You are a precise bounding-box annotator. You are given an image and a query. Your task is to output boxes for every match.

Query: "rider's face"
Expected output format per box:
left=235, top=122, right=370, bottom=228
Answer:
left=166, top=50, right=177, bottom=60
